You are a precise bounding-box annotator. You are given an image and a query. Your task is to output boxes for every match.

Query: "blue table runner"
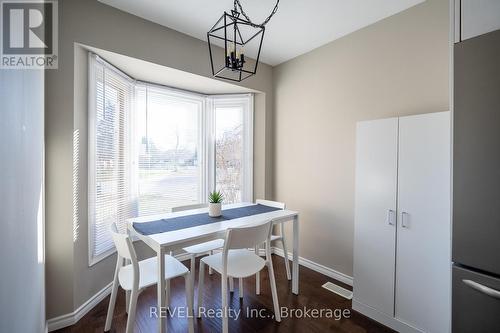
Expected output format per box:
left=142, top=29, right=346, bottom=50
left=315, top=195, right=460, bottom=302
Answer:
left=133, top=204, right=281, bottom=236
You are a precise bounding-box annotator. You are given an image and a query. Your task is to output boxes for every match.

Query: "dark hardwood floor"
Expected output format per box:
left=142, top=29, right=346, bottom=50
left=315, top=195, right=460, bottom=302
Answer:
left=55, top=255, right=393, bottom=333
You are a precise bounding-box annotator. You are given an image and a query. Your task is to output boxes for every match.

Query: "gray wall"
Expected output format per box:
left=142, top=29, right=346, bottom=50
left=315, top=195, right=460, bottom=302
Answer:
left=0, top=69, right=45, bottom=332
left=272, top=0, right=450, bottom=277
left=45, top=0, right=274, bottom=319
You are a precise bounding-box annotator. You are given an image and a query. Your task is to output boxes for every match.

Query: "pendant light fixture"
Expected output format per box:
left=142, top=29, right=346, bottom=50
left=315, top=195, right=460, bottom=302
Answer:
left=207, top=0, right=279, bottom=82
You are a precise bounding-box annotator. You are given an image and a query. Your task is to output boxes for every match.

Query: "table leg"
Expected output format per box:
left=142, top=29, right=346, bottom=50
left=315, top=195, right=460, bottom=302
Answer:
left=292, top=215, right=299, bottom=295
left=255, top=245, right=260, bottom=295
left=157, top=247, right=166, bottom=333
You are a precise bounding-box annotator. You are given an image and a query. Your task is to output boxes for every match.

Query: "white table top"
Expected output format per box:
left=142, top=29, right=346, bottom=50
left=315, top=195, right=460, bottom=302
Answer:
left=128, top=202, right=298, bottom=252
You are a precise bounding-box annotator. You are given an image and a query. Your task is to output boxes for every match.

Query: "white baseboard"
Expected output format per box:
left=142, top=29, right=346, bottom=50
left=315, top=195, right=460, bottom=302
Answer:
left=47, top=281, right=113, bottom=332
left=272, top=247, right=353, bottom=286
left=47, top=248, right=353, bottom=331
left=352, top=299, right=423, bottom=333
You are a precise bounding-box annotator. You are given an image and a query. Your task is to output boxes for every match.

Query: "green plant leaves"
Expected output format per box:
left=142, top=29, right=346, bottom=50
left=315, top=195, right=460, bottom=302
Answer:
left=209, top=190, right=224, bottom=203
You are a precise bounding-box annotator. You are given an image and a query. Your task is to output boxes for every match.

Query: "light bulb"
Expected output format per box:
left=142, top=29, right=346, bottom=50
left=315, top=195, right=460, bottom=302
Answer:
left=227, top=43, right=234, bottom=56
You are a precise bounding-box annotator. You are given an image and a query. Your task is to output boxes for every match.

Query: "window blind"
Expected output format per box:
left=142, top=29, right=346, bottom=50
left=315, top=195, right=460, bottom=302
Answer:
left=135, top=84, right=204, bottom=217
left=88, top=54, right=135, bottom=263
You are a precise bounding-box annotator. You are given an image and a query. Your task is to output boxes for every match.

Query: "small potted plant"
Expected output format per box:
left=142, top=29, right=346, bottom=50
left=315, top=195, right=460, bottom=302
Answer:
left=208, top=190, right=223, bottom=217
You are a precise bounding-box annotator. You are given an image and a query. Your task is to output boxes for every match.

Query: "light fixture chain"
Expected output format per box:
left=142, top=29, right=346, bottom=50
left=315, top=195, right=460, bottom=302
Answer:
left=233, top=0, right=279, bottom=28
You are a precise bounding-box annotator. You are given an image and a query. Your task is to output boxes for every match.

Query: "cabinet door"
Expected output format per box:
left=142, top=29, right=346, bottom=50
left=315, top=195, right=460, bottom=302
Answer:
left=461, top=0, right=500, bottom=41
left=396, top=112, right=451, bottom=333
left=353, top=118, right=398, bottom=317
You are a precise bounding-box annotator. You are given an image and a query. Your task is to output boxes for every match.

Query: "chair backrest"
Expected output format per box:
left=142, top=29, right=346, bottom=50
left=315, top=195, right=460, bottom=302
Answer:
left=171, top=203, right=208, bottom=212
left=256, top=200, right=286, bottom=236
left=223, top=219, right=273, bottom=252
left=256, top=199, right=286, bottom=210
left=110, top=223, right=137, bottom=263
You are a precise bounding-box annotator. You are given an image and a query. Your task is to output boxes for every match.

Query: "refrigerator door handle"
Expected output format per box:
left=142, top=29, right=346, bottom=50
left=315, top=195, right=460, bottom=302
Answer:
left=463, top=279, right=500, bottom=300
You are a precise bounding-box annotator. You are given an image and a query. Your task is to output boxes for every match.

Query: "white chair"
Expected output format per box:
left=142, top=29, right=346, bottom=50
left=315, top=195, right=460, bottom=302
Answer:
left=197, top=219, right=281, bottom=333
left=105, top=223, right=194, bottom=333
left=254, top=199, right=291, bottom=295
left=171, top=204, right=231, bottom=298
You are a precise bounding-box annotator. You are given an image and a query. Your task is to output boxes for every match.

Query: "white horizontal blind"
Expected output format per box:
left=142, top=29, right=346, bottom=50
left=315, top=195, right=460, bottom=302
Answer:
left=135, top=84, right=204, bottom=216
left=88, top=54, right=135, bottom=263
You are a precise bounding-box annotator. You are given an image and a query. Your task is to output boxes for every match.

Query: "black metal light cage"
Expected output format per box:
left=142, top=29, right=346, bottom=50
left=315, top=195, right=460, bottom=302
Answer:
left=207, top=11, right=265, bottom=82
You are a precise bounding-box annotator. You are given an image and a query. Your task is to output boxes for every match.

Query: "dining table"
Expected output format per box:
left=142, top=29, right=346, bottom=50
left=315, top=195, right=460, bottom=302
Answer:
left=127, top=202, right=300, bottom=333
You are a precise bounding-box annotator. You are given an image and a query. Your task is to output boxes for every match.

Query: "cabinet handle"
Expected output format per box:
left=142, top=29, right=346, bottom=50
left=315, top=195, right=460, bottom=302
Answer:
left=463, top=279, right=500, bottom=300
left=387, top=209, right=395, bottom=226
left=401, top=211, right=409, bottom=228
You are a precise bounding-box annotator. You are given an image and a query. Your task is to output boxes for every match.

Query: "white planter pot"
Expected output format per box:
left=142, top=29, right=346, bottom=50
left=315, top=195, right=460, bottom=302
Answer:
left=208, top=202, right=222, bottom=217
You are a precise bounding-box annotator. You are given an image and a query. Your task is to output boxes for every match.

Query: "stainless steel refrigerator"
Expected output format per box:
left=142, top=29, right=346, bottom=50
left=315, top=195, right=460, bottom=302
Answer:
left=453, top=28, right=500, bottom=332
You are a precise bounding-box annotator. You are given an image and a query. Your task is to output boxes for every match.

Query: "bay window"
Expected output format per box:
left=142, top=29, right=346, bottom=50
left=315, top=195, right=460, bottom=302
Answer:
left=88, top=54, right=253, bottom=264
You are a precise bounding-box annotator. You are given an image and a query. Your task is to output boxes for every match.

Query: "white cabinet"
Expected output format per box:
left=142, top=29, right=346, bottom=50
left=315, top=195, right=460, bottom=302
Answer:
left=353, top=112, right=451, bottom=333
left=353, top=118, right=398, bottom=317
left=456, top=0, right=500, bottom=42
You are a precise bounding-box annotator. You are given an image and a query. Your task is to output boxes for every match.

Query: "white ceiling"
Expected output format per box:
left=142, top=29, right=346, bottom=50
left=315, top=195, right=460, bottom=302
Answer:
left=99, top=0, right=424, bottom=66
left=82, top=44, right=255, bottom=94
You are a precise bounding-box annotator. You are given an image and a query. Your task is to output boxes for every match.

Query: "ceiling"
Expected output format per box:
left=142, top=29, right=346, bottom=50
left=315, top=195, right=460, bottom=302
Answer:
left=98, top=0, right=424, bottom=66
left=82, top=44, right=255, bottom=94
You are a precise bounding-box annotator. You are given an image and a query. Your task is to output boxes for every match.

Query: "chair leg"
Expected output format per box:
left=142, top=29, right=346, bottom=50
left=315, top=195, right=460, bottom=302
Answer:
left=197, top=261, right=206, bottom=318
left=267, top=262, right=281, bottom=322
left=125, top=259, right=131, bottom=314
left=229, top=277, right=234, bottom=293
left=281, top=238, right=292, bottom=281
left=221, top=273, right=229, bottom=333
left=190, top=254, right=196, bottom=311
left=125, top=288, right=138, bottom=333
left=125, top=290, right=130, bottom=314
left=184, top=274, right=194, bottom=333
left=209, top=250, right=213, bottom=275
left=255, top=245, right=260, bottom=295
left=239, top=278, right=243, bottom=299
left=104, top=258, right=121, bottom=332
